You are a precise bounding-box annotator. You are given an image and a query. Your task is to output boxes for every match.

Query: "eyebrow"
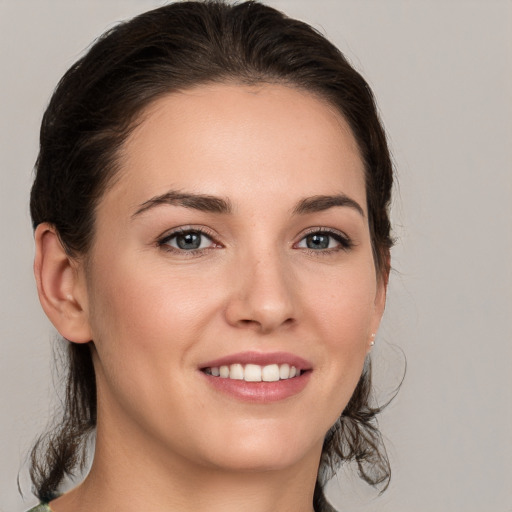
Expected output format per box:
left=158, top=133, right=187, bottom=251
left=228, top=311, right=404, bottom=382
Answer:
left=293, top=194, right=365, bottom=217
left=132, top=191, right=232, bottom=217
left=132, top=190, right=364, bottom=218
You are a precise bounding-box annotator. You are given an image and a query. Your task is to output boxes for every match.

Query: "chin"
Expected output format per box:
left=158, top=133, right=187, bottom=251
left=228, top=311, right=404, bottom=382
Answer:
left=207, top=449, right=311, bottom=474
left=196, top=423, right=324, bottom=473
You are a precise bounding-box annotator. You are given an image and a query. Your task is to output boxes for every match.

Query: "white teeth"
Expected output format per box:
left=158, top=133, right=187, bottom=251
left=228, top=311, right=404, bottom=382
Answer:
left=230, top=363, right=244, bottom=380
left=206, top=363, right=303, bottom=381
left=279, top=363, right=290, bottom=379
left=244, top=364, right=262, bottom=382
left=262, top=364, right=280, bottom=382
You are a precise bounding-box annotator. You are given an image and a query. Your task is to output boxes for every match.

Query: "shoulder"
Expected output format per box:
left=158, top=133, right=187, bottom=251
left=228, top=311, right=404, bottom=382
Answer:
left=26, top=504, right=52, bottom=512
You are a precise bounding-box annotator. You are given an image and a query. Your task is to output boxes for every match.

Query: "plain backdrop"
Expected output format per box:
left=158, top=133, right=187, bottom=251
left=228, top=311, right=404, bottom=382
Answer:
left=1, top=1, right=511, bottom=511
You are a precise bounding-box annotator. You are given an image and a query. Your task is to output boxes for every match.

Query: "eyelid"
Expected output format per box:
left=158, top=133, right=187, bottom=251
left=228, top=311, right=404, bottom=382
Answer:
left=155, top=225, right=353, bottom=256
left=294, top=227, right=354, bottom=251
left=156, top=225, right=222, bottom=254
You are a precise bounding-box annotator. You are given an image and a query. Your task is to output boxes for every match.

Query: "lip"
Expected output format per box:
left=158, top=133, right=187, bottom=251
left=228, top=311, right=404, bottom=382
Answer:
left=199, top=351, right=312, bottom=371
left=198, top=351, right=313, bottom=403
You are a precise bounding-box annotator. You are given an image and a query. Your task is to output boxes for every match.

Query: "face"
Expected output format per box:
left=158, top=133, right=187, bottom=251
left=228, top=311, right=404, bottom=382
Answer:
left=80, top=83, right=386, bottom=474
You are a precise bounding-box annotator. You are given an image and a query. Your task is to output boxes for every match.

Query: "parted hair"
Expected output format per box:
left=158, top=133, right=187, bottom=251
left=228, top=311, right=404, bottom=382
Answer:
left=29, top=2, right=394, bottom=510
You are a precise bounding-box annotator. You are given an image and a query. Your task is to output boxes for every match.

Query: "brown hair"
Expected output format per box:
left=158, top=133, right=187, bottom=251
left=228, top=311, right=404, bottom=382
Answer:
left=29, top=2, right=394, bottom=510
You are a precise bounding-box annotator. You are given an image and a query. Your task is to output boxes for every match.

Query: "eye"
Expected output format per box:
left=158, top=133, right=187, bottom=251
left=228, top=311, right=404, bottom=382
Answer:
left=296, top=229, right=352, bottom=251
left=158, top=228, right=218, bottom=252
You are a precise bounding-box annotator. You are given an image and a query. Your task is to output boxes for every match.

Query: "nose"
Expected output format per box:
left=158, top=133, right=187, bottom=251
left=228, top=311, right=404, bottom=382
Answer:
left=224, top=249, right=298, bottom=334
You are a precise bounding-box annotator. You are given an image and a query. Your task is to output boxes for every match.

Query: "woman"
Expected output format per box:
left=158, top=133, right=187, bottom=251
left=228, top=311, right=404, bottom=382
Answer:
left=28, top=1, right=393, bottom=511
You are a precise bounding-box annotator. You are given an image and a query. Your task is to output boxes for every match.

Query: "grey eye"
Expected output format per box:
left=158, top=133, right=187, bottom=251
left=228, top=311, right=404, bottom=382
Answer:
left=305, top=233, right=330, bottom=249
left=165, top=231, right=214, bottom=251
left=297, top=232, right=344, bottom=250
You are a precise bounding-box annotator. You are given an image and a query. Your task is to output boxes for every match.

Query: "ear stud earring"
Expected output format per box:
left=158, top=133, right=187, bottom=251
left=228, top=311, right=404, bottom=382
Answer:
left=370, top=333, right=376, bottom=347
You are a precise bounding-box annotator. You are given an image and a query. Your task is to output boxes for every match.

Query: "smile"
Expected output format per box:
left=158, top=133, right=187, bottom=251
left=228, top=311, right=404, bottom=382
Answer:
left=203, top=363, right=301, bottom=382
left=199, top=351, right=312, bottom=402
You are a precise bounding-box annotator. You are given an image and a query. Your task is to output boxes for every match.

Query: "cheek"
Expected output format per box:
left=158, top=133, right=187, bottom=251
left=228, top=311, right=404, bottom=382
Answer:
left=88, top=253, right=206, bottom=341
left=312, top=263, right=377, bottom=345
left=309, top=267, right=376, bottom=415
left=85, top=259, right=210, bottom=431
left=85, top=253, right=226, bottom=399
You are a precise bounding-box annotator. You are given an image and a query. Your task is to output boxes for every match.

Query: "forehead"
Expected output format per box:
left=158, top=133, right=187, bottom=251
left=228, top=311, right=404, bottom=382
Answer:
left=109, top=83, right=366, bottom=211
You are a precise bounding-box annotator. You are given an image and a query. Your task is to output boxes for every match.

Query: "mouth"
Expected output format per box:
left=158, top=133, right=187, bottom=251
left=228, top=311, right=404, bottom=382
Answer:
left=199, top=352, right=312, bottom=402
left=202, top=363, right=302, bottom=381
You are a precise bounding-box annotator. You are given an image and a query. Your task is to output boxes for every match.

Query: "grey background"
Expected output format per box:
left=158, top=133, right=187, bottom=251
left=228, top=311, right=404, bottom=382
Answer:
left=1, top=1, right=511, bottom=511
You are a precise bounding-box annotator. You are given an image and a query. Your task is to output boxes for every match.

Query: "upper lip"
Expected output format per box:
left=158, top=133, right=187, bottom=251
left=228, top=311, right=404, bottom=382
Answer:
left=199, top=351, right=312, bottom=371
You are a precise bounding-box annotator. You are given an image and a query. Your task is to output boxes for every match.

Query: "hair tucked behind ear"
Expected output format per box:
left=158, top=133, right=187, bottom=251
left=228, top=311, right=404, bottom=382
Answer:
left=29, top=2, right=395, bottom=509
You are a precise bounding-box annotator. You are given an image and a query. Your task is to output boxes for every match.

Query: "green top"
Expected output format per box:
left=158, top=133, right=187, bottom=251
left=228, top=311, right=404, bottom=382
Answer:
left=26, top=504, right=52, bottom=512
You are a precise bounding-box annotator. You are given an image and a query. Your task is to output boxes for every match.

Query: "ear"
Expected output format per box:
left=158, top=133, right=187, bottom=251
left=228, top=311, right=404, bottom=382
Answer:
left=368, top=252, right=390, bottom=352
left=376, top=250, right=390, bottom=313
left=34, top=223, right=92, bottom=343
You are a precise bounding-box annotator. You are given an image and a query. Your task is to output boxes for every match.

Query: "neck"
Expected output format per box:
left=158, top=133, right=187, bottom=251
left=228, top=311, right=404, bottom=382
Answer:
left=50, top=411, right=321, bottom=512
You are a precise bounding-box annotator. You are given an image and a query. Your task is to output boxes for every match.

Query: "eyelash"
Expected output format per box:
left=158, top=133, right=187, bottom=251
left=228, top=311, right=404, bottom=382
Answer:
left=157, top=226, right=354, bottom=256
left=157, top=227, right=220, bottom=257
left=294, top=227, right=354, bottom=255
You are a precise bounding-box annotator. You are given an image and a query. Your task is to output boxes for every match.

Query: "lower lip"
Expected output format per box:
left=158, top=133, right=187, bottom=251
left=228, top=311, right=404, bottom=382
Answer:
left=200, top=371, right=312, bottom=403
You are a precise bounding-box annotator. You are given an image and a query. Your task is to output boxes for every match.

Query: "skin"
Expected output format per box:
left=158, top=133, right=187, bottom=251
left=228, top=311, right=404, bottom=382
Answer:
left=34, top=83, right=386, bottom=512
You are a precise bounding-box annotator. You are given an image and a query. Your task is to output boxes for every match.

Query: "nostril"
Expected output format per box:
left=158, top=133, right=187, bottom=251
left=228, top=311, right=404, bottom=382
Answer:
left=224, top=287, right=297, bottom=332
left=238, top=319, right=258, bottom=327
left=237, top=318, right=270, bottom=332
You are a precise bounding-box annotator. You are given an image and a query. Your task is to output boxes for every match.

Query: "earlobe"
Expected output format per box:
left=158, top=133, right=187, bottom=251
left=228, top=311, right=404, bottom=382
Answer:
left=34, top=223, right=92, bottom=343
